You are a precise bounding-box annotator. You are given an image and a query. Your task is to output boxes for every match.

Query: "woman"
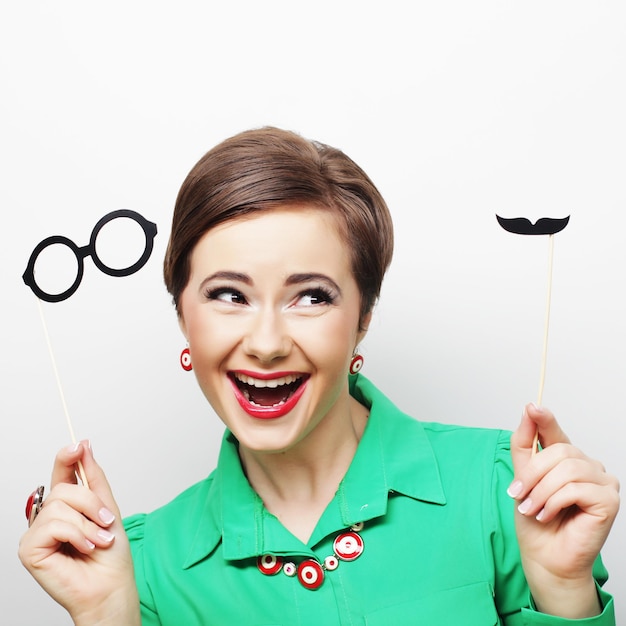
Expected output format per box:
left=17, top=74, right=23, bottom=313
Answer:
left=19, top=127, right=619, bottom=625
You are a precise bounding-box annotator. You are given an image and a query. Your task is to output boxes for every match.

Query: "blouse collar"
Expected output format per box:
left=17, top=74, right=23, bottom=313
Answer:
left=183, top=374, right=446, bottom=569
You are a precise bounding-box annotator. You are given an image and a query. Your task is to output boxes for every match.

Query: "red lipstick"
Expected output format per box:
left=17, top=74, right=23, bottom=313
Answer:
left=229, top=372, right=309, bottom=419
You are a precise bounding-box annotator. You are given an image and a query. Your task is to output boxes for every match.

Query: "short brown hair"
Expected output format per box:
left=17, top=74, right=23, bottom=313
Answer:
left=163, top=127, right=394, bottom=326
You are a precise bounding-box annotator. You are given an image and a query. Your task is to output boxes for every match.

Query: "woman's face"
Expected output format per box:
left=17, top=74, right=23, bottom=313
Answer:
left=178, top=206, right=368, bottom=454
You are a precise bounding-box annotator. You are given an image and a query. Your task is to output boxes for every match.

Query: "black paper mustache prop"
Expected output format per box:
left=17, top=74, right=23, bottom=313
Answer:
left=496, top=215, right=570, bottom=236
left=22, top=210, right=158, bottom=487
left=496, top=214, right=570, bottom=455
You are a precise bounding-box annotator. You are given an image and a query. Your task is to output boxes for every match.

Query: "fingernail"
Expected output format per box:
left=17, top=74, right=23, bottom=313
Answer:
left=97, top=529, right=115, bottom=543
left=85, top=538, right=96, bottom=550
left=98, top=508, right=116, bottom=525
left=536, top=507, right=545, bottom=521
left=530, top=402, right=543, bottom=413
left=507, top=480, right=523, bottom=498
left=66, top=442, right=81, bottom=453
left=518, top=498, right=532, bottom=515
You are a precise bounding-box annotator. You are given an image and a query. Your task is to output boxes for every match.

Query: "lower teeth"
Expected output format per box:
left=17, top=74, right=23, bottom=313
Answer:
left=242, top=388, right=287, bottom=408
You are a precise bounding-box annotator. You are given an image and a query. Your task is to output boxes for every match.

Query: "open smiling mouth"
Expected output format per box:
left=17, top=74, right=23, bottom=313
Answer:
left=229, top=372, right=309, bottom=419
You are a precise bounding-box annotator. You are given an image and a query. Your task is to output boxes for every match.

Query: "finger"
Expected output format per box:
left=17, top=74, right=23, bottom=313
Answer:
left=509, top=407, right=540, bottom=486
left=20, top=518, right=97, bottom=566
left=532, top=481, right=620, bottom=527
left=19, top=498, right=117, bottom=572
left=22, top=514, right=115, bottom=568
left=46, top=510, right=115, bottom=552
left=512, top=454, right=607, bottom=516
left=510, top=405, right=570, bottom=473
left=525, top=404, right=571, bottom=449
left=43, top=483, right=117, bottom=529
left=51, top=441, right=121, bottom=519
left=50, top=441, right=90, bottom=488
left=75, top=441, right=123, bottom=518
left=510, top=408, right=537, bottom=459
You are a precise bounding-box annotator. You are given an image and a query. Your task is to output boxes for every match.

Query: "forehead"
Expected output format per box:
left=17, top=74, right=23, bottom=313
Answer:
left=189, top=206, right=352, bottom=275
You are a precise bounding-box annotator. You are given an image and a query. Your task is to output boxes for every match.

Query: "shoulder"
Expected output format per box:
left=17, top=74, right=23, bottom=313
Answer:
left=124, top=470, right=218, bottom=542
left=420, top=420, right=514, bottom=483
left=354, top=374, right=511, bottom=453
left=355, top=373, right=514, bottom=478
left=421, top=419, right=511, bottom=453
left=397, top=414, right=514, bottom=483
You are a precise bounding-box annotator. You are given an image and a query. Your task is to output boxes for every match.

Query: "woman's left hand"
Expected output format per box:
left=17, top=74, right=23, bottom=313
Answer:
left=509, top=404, right=620, bottom=618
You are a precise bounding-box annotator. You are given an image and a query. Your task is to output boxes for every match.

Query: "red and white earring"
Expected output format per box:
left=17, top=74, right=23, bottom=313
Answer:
left=349, top=352, right=364, bottom=375
left=180, top=347, right=193, bottom=371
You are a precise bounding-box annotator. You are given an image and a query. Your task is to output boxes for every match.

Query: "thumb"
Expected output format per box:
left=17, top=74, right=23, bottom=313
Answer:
left=510, top=406, right=537, bottom=473
left=82, top=438, right=120, bottom=518
left=510, top=404, right=571, bottom=471
left=72, top=441, right=122, bottom=519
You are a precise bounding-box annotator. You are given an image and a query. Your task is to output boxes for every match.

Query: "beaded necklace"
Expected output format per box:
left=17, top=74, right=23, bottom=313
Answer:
left=257, top=522, right=365, bottom=590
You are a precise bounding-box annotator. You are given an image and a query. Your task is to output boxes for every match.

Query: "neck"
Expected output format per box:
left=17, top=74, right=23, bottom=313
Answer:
left=239, top=395, right=368, bottom=543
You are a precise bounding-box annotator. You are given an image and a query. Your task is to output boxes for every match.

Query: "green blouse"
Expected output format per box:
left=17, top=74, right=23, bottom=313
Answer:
left=124, top=374, right=614, bottom=625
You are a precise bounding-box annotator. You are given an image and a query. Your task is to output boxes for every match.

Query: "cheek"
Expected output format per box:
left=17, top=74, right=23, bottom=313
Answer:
left=186, top=316, right=236, bottom=367
left=295, top=316, right=356, bottom=367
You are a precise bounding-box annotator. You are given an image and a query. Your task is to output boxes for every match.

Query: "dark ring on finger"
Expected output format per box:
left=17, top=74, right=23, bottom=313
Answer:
left=26, top=486, right=45, bottom=527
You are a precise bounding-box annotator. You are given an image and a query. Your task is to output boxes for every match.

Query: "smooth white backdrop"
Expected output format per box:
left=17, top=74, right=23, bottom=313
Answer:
left=1, top=2, right=623, bottom=624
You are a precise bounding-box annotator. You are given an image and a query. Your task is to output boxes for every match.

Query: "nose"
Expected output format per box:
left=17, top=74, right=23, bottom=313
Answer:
left=242, top=308, right=292, bottom=364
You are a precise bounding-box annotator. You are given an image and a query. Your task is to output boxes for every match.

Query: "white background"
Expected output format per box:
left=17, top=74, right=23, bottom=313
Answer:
left=1, top=2, right=623, bottom=624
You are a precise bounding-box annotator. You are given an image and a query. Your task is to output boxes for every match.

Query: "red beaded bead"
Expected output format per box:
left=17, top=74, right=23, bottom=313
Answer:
left=333, top=531, right=364, bottom=561
left=297, top=559, right=325, bottom=590
left=257, top=554, right=283, bottom=576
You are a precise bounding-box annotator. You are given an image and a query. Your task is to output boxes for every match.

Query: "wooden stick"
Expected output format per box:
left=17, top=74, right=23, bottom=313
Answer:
left=533, top=233, right=555, bottom=455
left=36, top=297, right=90, bottom=488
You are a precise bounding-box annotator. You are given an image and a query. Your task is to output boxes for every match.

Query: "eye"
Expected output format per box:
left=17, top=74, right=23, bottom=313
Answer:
left=295, top=287, right=335, bottom=307
left=204, top=287, right=248, bottom=305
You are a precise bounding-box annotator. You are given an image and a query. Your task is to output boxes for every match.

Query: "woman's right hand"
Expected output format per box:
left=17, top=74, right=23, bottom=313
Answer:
left=18, top=441, right=140, bottom=626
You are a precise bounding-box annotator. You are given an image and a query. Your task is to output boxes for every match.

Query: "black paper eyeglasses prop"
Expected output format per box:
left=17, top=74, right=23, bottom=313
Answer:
left=23, top=209, right=158, bottom=487
left=22, top=209, right=158, bottom=303
left=496, top=214, right=570, bottom=455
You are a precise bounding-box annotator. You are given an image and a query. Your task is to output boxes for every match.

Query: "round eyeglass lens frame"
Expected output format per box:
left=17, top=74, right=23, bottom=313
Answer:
left=22, top=209, right=158, bottom=303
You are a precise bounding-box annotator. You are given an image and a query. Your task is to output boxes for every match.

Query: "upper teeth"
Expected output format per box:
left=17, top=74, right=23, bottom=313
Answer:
left=234, top=373, right=300, bottom=388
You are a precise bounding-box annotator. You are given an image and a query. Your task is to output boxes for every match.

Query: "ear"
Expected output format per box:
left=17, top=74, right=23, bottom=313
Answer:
left=178, top=313, right=189, bottom=341
left=356, top=310, right=373, bottom=344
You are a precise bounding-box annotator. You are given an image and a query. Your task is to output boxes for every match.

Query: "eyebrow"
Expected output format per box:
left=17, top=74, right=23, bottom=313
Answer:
left=285, top=273, right=342, bottom=295
left=198, top=271, right=252, bottom=293
left=199, top=271, right=342, bottom=294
